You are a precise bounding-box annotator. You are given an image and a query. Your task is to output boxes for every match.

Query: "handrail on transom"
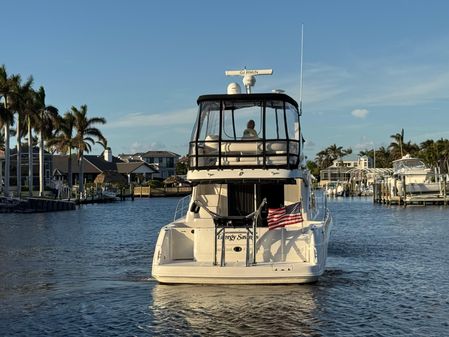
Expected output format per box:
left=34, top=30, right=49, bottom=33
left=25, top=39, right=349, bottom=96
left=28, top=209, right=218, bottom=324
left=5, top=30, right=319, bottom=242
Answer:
left=192, top=198, right=267, bottom=267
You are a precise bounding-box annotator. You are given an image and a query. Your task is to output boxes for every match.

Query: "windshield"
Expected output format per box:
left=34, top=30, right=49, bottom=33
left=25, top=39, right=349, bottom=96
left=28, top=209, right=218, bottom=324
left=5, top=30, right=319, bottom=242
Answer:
left=393, top=159, right=427, bottom=171
left=191, top=100, right=300, bottom=143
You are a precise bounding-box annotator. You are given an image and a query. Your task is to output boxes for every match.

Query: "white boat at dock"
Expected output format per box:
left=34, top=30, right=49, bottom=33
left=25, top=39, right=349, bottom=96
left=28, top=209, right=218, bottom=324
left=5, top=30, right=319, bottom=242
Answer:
left=390, top=154, right=442, bottom=195
left=152, top=67, right=332, bottom=284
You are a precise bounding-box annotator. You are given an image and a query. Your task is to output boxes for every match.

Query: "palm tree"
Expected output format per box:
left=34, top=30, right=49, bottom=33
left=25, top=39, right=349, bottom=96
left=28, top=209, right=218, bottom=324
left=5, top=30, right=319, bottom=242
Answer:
left=9, top=74, right=34, bottom=196
left=418, top=139, right=437, bottom=168
left=438, top=138, right=449, bottom=173
left=47, top=111, right=76, bottom=189
left=402, top=141, right=419, bottom=157
left=374, top=146, right=393, bottom=168
left=71, top=105, right=106, bottom=194
left=389, top=129, right=404, bottom=159
left=96, top=137, right=108, bottom=150
left=0, top=65, right=15, bottom=197
left=21, top=84, right=37, bottom=196
left=315, top=144, right=352, bottom=170
left=33, top=87, right=59, bottom=196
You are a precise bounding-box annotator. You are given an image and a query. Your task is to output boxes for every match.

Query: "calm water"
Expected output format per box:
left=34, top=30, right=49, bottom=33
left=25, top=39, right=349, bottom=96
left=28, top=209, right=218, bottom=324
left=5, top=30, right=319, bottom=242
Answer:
left=1, top=197, right=449, bottom=336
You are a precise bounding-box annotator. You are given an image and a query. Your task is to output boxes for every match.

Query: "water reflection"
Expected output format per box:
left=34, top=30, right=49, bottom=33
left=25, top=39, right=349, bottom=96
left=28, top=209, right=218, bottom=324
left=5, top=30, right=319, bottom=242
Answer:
left=150, top=283, right=324, bottom=336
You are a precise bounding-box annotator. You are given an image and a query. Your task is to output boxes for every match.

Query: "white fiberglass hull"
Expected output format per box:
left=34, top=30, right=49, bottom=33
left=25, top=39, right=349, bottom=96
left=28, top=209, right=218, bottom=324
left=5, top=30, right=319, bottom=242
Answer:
left=152, top=216, right=332, bottom=285
left=153, top=261, right=322, bottom=284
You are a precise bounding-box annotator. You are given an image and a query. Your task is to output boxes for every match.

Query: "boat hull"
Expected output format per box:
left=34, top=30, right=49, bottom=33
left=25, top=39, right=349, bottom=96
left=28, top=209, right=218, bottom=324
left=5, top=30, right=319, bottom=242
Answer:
left=153, top=263, right=324, bottom=284
left=153, top=262, right=322, bottom=284
left=152, top=215, right=332, bottom=285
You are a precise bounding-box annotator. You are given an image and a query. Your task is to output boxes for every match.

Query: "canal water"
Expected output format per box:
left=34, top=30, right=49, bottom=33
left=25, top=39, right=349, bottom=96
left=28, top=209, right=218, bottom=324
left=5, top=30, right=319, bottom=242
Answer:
left=1, top=197, right=448, bottom=336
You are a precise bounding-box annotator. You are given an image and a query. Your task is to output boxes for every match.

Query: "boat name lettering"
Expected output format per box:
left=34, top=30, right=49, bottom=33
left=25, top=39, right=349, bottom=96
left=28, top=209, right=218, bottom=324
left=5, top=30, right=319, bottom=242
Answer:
left=217, top=233, right=258, bottom=241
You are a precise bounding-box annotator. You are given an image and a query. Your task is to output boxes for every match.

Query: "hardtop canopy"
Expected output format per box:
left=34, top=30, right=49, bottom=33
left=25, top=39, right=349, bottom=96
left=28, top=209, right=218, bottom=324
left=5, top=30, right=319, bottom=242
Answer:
left=197, top=93, right=299, bottom=110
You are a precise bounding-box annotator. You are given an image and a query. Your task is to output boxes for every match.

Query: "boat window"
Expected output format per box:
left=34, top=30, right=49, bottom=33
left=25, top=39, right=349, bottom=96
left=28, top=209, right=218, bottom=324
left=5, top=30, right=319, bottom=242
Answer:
left=189, top=98, right=301, bottom=170
left=196, top=101, right=220, bottom=141
left=285, top=103, right=300, bottom=140
left=223, top=100, right=262, bottom=139
left=393, top=159, right=427, bottom=171
left=222, top=109, right=237, bottom=140
left=265, top=101, right=286, bottom=140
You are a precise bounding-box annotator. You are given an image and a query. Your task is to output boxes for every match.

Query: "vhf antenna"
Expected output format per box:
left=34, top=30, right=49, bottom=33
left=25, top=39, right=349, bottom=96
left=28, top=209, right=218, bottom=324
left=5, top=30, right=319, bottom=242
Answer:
left=225, top=68, right=273, bottom=94
left=299, top=24, right=304, bottom=116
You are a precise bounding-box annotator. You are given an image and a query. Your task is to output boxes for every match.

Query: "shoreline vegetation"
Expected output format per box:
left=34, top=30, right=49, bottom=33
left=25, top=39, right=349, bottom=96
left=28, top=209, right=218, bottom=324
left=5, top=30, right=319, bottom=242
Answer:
left=307, top=129, right=449, bottom=179
left=3, top=65, right=449, bottom=200
left=1, top=64, right=107, bottom=198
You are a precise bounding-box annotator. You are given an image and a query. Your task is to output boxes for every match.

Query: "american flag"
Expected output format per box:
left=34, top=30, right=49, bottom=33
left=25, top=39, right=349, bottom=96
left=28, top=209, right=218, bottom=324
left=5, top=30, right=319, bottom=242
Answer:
left=267, top=202, right=303, bottom=230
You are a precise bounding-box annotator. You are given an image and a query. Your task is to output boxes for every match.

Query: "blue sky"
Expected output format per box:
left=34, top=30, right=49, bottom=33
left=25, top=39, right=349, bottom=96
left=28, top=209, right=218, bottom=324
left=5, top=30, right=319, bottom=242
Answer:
left=2, top=0, right=449, bottom=160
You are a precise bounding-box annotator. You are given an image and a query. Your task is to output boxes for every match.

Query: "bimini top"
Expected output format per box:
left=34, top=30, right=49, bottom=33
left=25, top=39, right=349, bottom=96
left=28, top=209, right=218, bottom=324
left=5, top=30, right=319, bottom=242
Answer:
left=197, top=93, right=299, bottom=109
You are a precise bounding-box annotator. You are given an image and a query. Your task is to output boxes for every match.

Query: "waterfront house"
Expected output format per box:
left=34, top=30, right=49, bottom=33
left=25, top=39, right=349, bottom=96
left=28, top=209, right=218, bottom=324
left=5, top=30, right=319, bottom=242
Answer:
left=118, top=151, right=180, bottom=179
left=0, top=147, right=53, bottom=191
left=116, top=161, right=157, bottom=184
left=320, top=154, right=373, bottom=186
left=52, top=149, right=158, bottom=185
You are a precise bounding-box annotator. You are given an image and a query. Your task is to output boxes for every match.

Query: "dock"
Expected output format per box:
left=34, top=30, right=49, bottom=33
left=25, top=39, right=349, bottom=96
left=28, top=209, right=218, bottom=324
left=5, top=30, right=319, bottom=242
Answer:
left=0, top=197, right=76, bottom=213
left=133, top=186, right=192, bottom=197
left=373, top=180, right=449, bottom=206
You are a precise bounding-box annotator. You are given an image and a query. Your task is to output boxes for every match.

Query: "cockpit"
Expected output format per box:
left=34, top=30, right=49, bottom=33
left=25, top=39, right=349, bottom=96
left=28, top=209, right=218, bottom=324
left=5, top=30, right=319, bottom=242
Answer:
left=188, top=93, right=301, bottom=170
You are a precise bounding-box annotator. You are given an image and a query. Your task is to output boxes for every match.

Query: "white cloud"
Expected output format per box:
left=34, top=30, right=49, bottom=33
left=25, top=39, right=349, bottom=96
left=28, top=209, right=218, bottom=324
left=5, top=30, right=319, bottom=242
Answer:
left=351, top=108, right=369, bottom=119
left=127, top=141, right=167, bottom=154
left=105, top=107, right=197, bottom=129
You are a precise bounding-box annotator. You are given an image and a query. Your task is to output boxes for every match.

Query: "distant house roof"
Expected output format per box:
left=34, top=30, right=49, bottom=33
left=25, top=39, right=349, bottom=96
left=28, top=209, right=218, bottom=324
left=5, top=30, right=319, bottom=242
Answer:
left=141, top=151, right=180, bottom=158
left=84, top=155, right=117, bottom=172
left=52, top=154, right=159, bottom=176
left=116, top=162, right=158, bottom=174
left=53, top=155, right=103, bottom=174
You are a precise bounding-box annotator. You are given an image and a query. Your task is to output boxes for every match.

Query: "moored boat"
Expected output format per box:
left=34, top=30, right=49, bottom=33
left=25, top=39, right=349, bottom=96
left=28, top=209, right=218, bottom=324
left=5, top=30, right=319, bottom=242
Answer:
left=390, top=154, right=441, bottom=195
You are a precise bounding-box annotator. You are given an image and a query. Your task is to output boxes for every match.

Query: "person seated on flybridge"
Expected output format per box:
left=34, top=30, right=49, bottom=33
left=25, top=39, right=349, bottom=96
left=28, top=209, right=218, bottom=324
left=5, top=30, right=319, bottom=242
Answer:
left=243, top=120, right=258, bottom=138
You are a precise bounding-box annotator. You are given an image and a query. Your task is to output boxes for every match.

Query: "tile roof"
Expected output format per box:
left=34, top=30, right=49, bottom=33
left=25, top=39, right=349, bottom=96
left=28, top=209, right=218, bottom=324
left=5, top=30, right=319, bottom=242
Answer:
left=53, top=155, right=101, bottom=174
left=116, top=162, right=158, bottom=174
left=52, top=154, right=158, bottom=175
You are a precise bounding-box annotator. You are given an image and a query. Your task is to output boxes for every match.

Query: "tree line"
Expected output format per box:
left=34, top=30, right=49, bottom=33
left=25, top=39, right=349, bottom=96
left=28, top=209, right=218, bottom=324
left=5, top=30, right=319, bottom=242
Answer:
left=0, top=64, right=107, bottom=197
left=307, top=129, right=449, bottom=178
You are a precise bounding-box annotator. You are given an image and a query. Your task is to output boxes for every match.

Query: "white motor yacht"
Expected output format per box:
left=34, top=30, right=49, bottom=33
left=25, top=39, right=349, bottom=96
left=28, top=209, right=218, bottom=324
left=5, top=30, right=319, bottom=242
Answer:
left=391, top=154, right=441, bottom=194
left=152, top=69, right=332, bottom=284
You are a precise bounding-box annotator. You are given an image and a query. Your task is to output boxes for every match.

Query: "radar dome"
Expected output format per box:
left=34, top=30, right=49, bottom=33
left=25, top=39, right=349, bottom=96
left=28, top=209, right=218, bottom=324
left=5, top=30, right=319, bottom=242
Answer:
left=243, top=74, right=256, bottom=88
left=227, top=82, right=241, bottom=95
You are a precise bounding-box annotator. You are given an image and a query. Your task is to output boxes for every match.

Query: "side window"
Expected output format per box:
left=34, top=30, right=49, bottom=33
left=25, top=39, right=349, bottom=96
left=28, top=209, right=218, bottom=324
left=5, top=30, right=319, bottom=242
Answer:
left=197, top=102, right=220, bottom=141
left=285, top=103, right=299, bottom=140
left=265, top=101, right=286, bottom=140
left=222, top=109, right=236, bottom=140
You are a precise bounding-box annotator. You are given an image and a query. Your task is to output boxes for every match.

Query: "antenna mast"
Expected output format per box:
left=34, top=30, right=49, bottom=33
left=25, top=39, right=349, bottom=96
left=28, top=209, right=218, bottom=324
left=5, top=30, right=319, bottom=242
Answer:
left=299, top=24, right=304, bottom=116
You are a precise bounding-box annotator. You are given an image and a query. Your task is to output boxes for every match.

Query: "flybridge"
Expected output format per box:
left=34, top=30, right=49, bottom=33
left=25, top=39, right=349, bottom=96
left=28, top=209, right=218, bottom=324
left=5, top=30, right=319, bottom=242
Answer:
left=188, top=94, right=301, bottom=174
